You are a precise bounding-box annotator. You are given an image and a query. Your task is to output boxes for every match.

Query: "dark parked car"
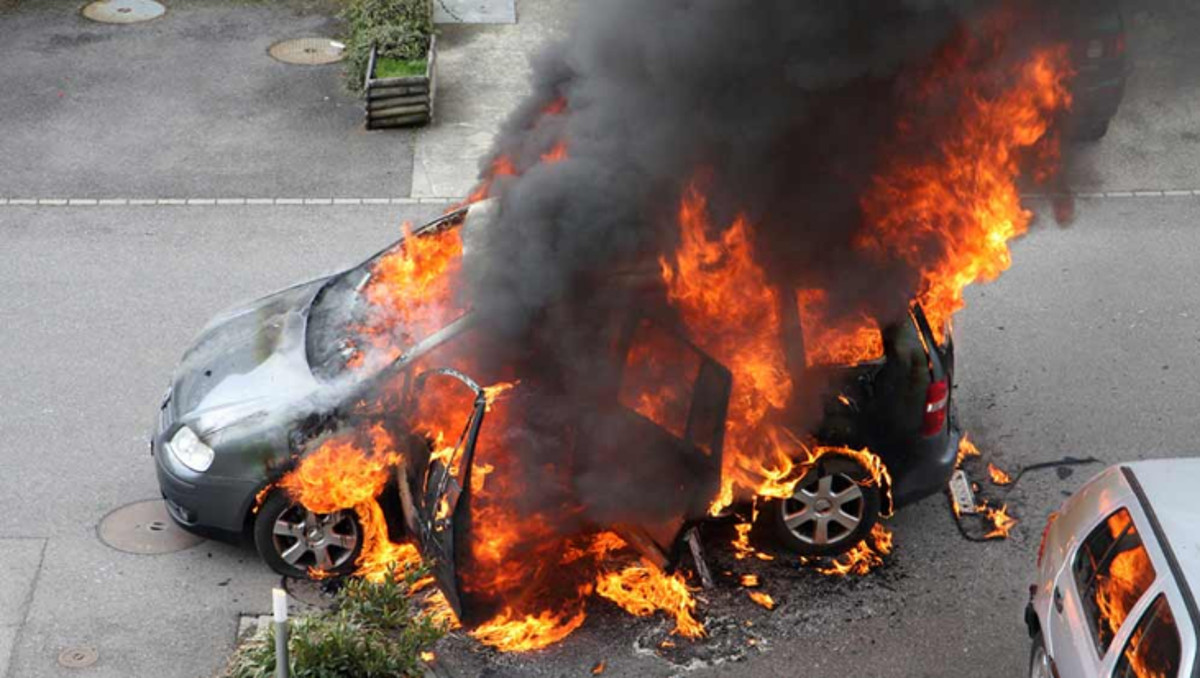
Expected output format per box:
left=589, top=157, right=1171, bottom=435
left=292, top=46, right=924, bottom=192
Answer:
left=1061, top=0, right=1128, bottom=141
left=152, top=201, right=960, bottom=578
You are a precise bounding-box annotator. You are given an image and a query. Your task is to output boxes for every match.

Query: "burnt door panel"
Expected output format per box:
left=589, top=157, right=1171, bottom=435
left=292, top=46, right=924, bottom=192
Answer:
left=397, top=368, right=486, bottom=622
left=584, top=317, right=730, bottom=561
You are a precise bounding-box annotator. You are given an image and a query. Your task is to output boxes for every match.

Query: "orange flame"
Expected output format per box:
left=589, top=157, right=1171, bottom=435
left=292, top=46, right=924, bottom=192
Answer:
left=747, top=591, right=776, bottom=610
left=805, top=524, right=895, bottom=577
left=595, top=564, right=705, bottom=638
left=541, top=141, right=569, bottom=164
left=359, top=223, right=465, bottom=357
left=987, top=463, right=1013, bottom=485
left=796, top=289, right=883, bottom=367
left=857, top=44, right=1073, bottom=342
left=955, top=435, right=982, bottom=467
left=982, top=504, right=1018, bottom=540
left=470, top=602, right=589, bottom=652
left=1094, top=511, right=1156, bottom=646
left=659, top=185, right=793, bottom=512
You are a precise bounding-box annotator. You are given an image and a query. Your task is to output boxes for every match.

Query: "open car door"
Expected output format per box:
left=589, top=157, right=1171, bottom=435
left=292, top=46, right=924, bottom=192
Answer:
left=589, top=315, right=732, bottom=565
left=396, top=367, right=486, bottom=622
left=397, top=315, right=732, bottom=624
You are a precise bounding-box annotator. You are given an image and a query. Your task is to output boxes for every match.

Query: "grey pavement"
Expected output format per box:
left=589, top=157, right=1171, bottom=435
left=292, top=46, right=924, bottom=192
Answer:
left=410, top=0, right=575, bottom=198
left=1064, top=0, right=1200, bottom=192
left=0, top=0, right=413, bottom=199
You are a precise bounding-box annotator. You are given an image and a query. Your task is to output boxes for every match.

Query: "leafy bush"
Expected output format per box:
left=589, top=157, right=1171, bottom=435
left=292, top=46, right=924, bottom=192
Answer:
left=342, top=0, right=434, bottom=91
left=226, top=566, right=445, bottom=678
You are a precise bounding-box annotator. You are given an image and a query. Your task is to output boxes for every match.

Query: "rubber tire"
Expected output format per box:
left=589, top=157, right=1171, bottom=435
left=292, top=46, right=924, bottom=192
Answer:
left=1075, top=119, right=1110, bottom=142
left=253, top=491, right=363, bottom=579
left=765, top=455, right=882, bottom=557
left=1029, top=632, right=1053, bottom=678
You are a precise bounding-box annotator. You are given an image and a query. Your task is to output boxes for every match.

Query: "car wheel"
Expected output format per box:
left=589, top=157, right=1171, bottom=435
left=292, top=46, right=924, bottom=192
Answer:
left=767, top=456, right=881, bottom=557
left=1075, top=119, right=1110, bottom=142
left=253, top=490, right=363, bottom=579
left=1029, top=633, right=1053, bottom=678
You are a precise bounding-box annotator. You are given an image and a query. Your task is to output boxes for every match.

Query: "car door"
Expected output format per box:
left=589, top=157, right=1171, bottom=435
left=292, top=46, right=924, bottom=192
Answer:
left=590, top=315, right=732, bottom=560
left=1047, top=506, right=1159, bottom=677
left=395, top=366, right=487, bottom=623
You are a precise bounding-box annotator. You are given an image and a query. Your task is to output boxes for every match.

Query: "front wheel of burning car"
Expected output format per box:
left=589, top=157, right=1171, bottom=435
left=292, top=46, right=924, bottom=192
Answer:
left=767, top=457, right=880, bottom=557
left=253, top=491, right=363, bottom=579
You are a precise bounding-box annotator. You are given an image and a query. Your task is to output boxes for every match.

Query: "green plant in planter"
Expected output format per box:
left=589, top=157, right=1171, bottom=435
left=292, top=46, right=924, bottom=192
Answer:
left=225, top=565, right=445, bottom=678
left=342, top=0, right=434, bottom=91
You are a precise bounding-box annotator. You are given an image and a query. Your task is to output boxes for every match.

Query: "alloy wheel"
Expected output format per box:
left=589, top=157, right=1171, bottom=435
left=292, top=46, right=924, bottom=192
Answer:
left=781, top=471, right=865, bottom=546
left=271, top=505, right=360, bottom=572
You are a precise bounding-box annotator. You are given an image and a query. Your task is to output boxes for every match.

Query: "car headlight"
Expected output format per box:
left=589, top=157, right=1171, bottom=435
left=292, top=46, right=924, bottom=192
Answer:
left=167, top=426, right=215, bottom=473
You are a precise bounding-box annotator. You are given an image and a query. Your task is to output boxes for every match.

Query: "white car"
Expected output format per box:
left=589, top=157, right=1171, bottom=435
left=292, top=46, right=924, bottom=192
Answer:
left=1026, top=460, right=1199, bottom=678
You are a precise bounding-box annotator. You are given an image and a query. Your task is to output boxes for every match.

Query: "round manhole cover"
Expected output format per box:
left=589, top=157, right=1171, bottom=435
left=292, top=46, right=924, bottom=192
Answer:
left=268, top=38, right=345, bottom=65
left=82, top=0, right=166, bottom=24
left=57, top=646, right=99, bottom=669
left=97, top=499, right=203, bottom=555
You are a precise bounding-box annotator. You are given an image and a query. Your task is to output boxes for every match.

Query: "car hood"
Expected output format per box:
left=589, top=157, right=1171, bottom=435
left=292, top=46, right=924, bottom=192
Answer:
left=172, top=277, right=330, bottom=433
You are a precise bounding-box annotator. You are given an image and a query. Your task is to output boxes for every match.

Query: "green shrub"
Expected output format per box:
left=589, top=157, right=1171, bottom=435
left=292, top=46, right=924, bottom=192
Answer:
left=342, top=0, right=434, bottom=91
left=226, top=566, right=445, bottom=678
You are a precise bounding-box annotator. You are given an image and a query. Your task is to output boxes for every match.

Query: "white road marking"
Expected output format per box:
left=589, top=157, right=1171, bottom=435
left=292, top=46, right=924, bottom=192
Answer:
left=2, top=190, right=1193, bottom=209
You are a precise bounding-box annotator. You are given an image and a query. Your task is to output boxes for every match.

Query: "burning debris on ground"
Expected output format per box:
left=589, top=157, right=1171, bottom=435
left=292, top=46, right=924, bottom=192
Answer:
left=265, top=0, right=1086, bottom=666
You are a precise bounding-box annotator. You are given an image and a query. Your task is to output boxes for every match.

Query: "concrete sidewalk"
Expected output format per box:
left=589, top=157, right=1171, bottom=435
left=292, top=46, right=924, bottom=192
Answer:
left=411, top=0, right=577, bottom=198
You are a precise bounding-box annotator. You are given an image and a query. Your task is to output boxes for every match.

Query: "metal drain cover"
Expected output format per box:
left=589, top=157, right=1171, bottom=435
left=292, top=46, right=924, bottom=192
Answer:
left=268, top=38, right=345, bottom=65
left=98, top=499, right=203, bottom=554
left=82, top=0, right=165, bottom=24
left=58, top=646, right=99, bottom=669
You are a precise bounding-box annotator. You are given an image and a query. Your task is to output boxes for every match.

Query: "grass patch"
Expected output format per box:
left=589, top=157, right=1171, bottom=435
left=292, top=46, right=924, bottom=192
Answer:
left=341, top=0, right=434, bottom=93
left=374, top=56, right=426, bottom=79
left=225, top=566, right=445, bottom=678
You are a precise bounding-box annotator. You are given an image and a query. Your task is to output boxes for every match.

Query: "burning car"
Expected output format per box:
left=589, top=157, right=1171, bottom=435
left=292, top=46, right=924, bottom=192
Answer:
left=152, top=198, right=957, bottom=585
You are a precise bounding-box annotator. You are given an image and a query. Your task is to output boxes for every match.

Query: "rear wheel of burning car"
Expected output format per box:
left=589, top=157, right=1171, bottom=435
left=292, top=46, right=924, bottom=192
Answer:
left=767, top=456, right=880, bottom=557
left=253, top=491, right=362, bottom=579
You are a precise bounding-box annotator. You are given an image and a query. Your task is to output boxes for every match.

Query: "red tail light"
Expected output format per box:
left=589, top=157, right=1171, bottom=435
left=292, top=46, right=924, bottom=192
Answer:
left=920, top=379, right=949, bottom=436
left=1037, top=511, right=1059, bottom=567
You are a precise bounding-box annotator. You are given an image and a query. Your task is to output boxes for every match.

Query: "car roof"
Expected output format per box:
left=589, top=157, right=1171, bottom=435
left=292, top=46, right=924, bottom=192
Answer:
left=1124, top=458, right=1200, bottom=597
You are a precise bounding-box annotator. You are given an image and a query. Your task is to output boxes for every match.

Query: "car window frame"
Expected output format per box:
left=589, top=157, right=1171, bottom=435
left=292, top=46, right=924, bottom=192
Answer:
left=1071, top=506, right=1158, bottom=658
left=1111, top=592, right=1183, bottom=678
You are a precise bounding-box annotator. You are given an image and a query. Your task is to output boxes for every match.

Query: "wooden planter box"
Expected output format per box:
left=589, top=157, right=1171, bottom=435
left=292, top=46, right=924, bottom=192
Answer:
left=364, top=36, right=437, bottom=129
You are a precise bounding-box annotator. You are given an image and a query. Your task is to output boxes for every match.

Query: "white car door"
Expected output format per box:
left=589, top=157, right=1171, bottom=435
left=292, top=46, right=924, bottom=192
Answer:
left=1047, top=506, right=1159, bottom=677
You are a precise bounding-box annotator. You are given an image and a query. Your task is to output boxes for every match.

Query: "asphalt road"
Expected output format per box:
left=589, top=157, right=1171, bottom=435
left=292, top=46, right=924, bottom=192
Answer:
left=0, top=0, right=413, bottom=199
left=2, top=0, right=1199, bottom=677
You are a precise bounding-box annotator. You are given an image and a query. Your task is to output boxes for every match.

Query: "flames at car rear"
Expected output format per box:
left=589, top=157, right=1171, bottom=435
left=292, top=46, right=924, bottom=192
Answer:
left=274, top=0, right=1075, bottom=655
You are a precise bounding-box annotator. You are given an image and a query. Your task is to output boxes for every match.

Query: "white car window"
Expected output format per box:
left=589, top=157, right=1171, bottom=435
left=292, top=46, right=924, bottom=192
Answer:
left=1112, top=593, right=1182, bottom=678
left=1072, top=508, right=1157, bottom=654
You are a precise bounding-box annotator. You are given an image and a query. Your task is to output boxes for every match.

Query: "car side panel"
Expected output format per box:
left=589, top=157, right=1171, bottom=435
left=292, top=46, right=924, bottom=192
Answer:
left=1036, top=467, right=1131, bottom=677
left=1037, top=467, right=1199, bottom=678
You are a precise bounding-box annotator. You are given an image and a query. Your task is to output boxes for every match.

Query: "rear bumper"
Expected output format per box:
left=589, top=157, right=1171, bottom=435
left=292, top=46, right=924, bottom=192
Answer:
left=887, top=423, right=961, bottom=509
left=1070, top=69, right=1126, bottom=127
